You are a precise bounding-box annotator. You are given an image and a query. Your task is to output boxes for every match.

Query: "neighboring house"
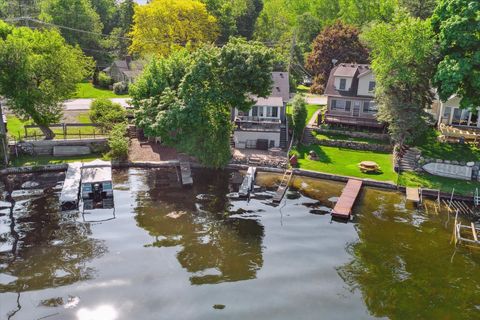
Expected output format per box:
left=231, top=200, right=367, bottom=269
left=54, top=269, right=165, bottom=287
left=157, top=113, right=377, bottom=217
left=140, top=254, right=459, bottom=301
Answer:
left=435, top=95, right=480, bottom=129
left=232, top=72, right=290, bottom=150
left=103, top=56, right=144, bottom=83
left=324, top=63, right=383, bottom=128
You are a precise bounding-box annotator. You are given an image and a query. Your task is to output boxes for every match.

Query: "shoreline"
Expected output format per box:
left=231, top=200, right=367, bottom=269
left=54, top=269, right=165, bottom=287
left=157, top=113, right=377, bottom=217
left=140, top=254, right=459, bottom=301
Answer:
left=0, top=161, right=474, bottom=202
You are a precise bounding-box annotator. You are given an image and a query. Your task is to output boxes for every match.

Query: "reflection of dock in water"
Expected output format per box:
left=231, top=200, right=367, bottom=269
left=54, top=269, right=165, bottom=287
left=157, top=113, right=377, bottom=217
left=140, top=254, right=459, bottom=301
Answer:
left=178, top=154, right=193, bottom=186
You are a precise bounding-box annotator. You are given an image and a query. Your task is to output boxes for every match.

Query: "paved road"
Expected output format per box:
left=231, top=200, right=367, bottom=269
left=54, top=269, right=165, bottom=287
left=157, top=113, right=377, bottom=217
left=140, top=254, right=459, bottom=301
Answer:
left=63, top=98, right=132, bottom=111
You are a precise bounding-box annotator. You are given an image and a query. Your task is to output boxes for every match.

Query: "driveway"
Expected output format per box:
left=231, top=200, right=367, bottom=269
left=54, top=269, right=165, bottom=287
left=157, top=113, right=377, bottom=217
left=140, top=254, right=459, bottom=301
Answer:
left=63, top=98, right=132, bottom=111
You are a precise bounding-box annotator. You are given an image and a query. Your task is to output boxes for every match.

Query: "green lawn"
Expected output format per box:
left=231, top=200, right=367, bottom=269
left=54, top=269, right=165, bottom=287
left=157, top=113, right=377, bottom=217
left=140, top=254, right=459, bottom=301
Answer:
left=7, top=115, right=104, bottom=140
left=286, top=104, right=322, bottom=125
left=73, top=82, right=129, bottom=99
left=296, top=85, right=310, bottom=93
left=291, top=144, right=397, bottom=182
left=398, top=171, right=479, bottom=196
left=312, top=131, right=390, bottom=145
left=11, top=154, right=104, bottom=167
left=414, top=128, right=480, bottom=161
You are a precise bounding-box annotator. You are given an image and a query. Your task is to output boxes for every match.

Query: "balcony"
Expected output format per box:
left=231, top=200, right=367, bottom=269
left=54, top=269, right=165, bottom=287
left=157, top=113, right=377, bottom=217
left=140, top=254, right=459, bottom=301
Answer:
left=234, top=116, right=281, bottom=132
left=324, top=112, right=384, bottom=128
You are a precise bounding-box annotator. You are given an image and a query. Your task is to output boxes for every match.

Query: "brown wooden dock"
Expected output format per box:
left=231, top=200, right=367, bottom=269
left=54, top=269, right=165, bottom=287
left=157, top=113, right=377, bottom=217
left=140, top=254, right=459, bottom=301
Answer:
left=272, top=170, right=293, bottom=203
left=331, top=179, right=363, bottom=219
left=406, top=187, right=420, bottom=203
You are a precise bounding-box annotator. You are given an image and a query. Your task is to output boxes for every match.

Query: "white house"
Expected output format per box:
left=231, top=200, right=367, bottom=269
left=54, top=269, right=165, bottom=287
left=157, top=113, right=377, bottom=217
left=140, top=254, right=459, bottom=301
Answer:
left=324, top=63, right=383, bottom=128
left=436, top=95, right=479, bottom=129
left=232, top=72, right=290, bottom=150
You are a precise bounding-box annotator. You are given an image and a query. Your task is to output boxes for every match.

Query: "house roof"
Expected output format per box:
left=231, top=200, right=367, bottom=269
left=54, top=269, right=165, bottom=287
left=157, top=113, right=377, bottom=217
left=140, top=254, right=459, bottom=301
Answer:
left=271, top=72, right=290, bottom=103
left=105, top=58, right=145, bottom=79
left=253, top=96, right=284, bottom=107
left=325, top=63, right=373, bottom=98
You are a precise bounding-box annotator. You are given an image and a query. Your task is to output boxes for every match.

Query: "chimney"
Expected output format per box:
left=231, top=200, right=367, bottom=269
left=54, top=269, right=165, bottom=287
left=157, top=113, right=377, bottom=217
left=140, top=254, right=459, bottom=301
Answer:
left=125, top=55, right=132, bottom=69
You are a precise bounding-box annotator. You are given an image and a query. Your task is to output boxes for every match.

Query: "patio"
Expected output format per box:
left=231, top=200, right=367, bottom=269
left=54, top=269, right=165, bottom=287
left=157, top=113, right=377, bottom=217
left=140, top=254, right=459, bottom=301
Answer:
left=231, top=148, right=288, bottom=168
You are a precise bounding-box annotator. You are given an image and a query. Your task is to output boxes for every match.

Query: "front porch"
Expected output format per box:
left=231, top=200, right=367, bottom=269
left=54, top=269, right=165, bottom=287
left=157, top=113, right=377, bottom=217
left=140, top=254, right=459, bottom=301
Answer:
left=324, top=112, right=384, bottom=128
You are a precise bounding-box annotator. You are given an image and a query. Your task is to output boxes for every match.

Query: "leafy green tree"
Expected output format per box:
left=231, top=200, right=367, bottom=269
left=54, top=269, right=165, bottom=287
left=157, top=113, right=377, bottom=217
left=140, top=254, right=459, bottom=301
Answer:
left=108, top=123, right=129, bottom=159
left=91, top=0, right=117, bottom=34
left=0, top=21, right=93, bottom=139
left=107, top=0, right=135, bottom=57
left=306, top=21, right=369, bottom=93
left=0, top=0, right=40, bottom=19
left=362, top=13, right=437, bottom=146
left=291, top=94, right=308, bottom=141
left=399, top=0, right=437, bottom=19
left=135, top=38, right=274, bottom=167
left=39, top=0, right=106, bottom=63
left=338, top=0, right=398, bottom=25
left=431, top=0, right=480, bottom=110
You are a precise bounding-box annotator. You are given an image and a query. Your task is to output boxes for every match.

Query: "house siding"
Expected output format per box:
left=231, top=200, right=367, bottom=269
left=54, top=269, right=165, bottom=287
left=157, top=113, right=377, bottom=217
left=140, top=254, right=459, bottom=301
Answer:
left=357, top=72, right=375, bottom=97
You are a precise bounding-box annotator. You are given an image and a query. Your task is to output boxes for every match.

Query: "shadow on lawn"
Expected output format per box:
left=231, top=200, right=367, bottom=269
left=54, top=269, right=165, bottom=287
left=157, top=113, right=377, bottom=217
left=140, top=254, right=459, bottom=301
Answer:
left=294, top=144, right=332, bottom=164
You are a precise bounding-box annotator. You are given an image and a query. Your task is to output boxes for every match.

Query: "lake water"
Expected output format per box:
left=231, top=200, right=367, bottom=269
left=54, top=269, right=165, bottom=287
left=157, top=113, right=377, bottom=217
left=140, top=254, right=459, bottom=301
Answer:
left=0, top=168, right=479, bottom=319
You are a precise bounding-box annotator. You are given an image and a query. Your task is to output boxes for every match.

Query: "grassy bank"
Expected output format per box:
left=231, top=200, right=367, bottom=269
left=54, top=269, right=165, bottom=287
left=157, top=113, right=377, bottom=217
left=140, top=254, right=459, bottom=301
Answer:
left=73, top=82, right=129, bottom=99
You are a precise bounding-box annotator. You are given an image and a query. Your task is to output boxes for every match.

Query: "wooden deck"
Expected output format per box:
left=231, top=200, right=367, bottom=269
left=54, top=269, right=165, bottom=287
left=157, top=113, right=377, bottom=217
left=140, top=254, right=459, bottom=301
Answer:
left=406, top=187, right=420, bottom=203
left=331, top=179, right=363, bottom=219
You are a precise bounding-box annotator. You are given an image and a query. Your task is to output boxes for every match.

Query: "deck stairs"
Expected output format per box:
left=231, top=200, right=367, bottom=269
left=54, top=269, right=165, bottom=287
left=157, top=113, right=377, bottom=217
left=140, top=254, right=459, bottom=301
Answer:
left=127, top=125, right=138, bottom=139
left=272, top=169, right=293, bottom=203
left=302, top=127, right=315, bottom=145
left=474, top=188, right=480, bottom=207
left=280, top=125, right=288, bottom=149
left=398, top=147, right=421, bottom=172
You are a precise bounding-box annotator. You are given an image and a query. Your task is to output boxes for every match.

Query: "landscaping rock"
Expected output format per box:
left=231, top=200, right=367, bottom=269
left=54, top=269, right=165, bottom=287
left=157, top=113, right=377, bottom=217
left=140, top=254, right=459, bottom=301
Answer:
left=444, top=160, right=451, bottom=164
left=436, top=159, right=443, bottom=163
left=21, top=181, right=40, bottom=189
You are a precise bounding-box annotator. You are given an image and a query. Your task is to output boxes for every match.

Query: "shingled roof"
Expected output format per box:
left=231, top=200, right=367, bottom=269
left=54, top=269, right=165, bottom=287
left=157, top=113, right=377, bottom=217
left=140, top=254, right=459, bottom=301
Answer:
left=324, top=63, right=372, bottom=98
left=271, top=72, right=290, bottom=103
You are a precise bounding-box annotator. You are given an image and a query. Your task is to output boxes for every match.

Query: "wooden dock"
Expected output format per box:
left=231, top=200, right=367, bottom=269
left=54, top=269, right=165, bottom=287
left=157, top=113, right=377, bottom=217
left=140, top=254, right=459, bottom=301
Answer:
left=178, top=154, right=193, bottom=186
left=406, top=187, right=420, bottom=203
left=59, top=162, right=82, bottom=210
left=272, top=170, right=293, bottom=203
left=239, top=167, right=256, bottom=197
left=331, top=179, right=363, bottom=219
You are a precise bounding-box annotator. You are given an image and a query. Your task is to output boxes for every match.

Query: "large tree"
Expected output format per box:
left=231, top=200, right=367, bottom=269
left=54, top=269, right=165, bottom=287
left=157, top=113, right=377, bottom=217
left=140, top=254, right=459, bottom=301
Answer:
left=306, top=21, right=369, bottom=93
left=129, top=0, right=218, bottom=57
left=134, top=38, right=274, bottom=167
left=431, top=0, right=480, bottom=110
left=362, top=13, right=437, bottom=146
left=0, top=21, right=93, bottom=139
left=39, top=0, right=105, bottom=63
left=338, top=0, right=398, bottom=25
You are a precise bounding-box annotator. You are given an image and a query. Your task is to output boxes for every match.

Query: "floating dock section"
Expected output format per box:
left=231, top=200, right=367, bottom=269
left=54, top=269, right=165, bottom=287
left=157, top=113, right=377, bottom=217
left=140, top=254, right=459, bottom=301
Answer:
left=59, top=162, right=82, bottom=210
left=272, top=170, right=293, bottom=203
left=331, top=179, right=363, bottom=219
left=406, top=187, right=421, bottom=203
left=239, top=167, right=256, bottom=197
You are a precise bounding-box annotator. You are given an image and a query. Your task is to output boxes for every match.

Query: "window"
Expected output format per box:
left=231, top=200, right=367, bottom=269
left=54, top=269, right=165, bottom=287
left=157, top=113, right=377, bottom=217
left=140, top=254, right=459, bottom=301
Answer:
left=368, top=81, right=376, bottom=92
left=363, top=101, right=378, bottom=113
left=345, top=101, right=351, bottom=112
left=331, top=99, right=348, bottom=111
left=443, top=106, right=452, bottom=118
left=251, top=106, right=258, bottom=117
left=339, top=78, right=346, bottom=90
left=266, top=106, right=278, bottom=118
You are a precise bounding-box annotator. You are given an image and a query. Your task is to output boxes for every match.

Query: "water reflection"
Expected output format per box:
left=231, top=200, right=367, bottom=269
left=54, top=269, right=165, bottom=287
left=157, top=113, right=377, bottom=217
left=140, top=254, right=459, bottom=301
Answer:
left=338, top=189, right=480, bottom=319
left=0, top=190, right=107, bottom=293
left=133, top=168, right=265, bottom=285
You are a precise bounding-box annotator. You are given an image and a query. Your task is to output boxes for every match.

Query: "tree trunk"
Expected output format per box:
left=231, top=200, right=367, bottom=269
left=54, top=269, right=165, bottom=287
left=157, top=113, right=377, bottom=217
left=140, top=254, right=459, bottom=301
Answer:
left=39, top=125, right=55, bottom=140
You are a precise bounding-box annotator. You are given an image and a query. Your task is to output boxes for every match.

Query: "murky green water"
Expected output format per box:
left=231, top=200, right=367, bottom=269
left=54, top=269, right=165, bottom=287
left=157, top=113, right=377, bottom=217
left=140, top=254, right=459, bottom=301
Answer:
left=0, top=168, right=479, bottom=320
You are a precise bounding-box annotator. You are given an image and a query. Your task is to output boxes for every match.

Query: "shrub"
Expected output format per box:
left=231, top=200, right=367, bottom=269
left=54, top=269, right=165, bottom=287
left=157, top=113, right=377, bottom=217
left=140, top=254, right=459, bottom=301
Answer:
left=108, top=123, right=129, bottom=160
left=89, top=98, right=127, bottom=130
left=113, top=81, right=128, bottom=95
left=97, top=72, right=113, bottom=89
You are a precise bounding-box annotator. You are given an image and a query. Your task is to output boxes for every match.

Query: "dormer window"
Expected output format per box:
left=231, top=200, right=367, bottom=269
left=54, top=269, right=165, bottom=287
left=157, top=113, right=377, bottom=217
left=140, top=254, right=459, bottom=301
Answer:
left=368, top=81, right=376, bottom=92
left=339, top=78, right=346, bottom=90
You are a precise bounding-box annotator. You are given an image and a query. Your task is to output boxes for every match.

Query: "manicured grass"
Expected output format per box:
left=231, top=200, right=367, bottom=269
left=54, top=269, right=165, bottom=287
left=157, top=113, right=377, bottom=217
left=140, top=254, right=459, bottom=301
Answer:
left=291, top=144, right=397, bottom=182
left=312, top=131, right=390, bottom=145
left=6, top=115, right=105, bottom=140
left=286, top=104, right=322, bottom=125
left=73, top=82, right=129, bottom=99
left=296, top=85, right=310, bottom=93
left=76, top=112, right=91, bottom=124
left=414, top=128, right=480, bottom=161
left=398, top=171, right=480, bottom=196
left=11, top=154, right=104, bottom=167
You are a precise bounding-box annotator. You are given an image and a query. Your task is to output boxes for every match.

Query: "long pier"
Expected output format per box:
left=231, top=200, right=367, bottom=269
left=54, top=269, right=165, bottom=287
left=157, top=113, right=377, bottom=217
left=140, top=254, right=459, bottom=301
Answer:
left=331, top=179, right=363, bottom=219
left=59, top=162, right=82, bottom=210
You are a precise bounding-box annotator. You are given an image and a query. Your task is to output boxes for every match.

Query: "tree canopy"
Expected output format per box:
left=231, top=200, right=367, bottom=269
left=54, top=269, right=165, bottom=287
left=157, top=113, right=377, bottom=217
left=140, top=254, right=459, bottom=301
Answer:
left=431, top=0, right=480, bottom=110
left=129, top=0, right=218, bottom=57
left=306, top=21, right=369, bottom=93
left=134, top=38, right=274, bottom=167
left=0, top=20, right=93, bottom=139
left=362, top=13, right=437, bottom=146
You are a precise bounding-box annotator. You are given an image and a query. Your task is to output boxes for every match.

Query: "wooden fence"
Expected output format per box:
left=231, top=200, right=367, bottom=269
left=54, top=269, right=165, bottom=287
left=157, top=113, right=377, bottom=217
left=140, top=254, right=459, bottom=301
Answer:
left=14, top=123, right=106, bottom=141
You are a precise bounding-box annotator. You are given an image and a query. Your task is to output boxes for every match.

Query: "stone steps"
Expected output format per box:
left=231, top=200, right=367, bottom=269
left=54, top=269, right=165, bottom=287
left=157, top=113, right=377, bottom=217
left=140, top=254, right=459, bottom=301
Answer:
left=398, top=147, right=421, bottom=172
